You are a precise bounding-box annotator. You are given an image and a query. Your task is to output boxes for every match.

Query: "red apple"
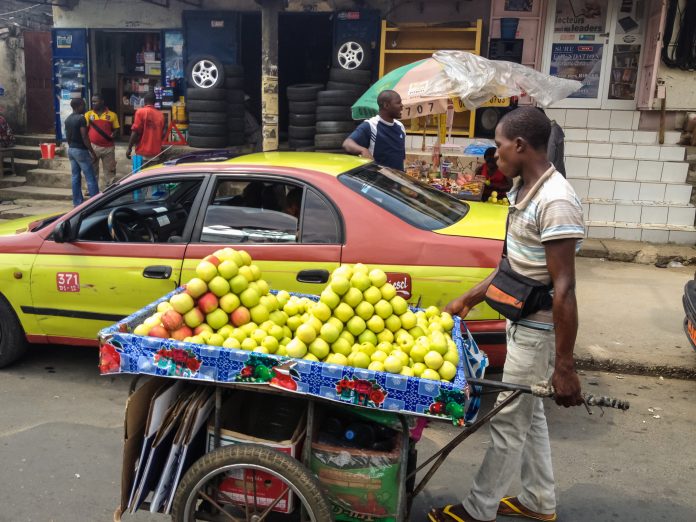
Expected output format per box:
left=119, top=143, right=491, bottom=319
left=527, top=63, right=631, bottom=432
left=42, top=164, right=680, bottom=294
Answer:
left=170, top=325, right=193, bottom=341
left=148, top=325, right=169, bottom=338
left=231, top=306, right=251, bottom=327
left=203, top=255, right=221, bottom=267
left=161, top=310, right=183, bottom=331
left=198, top=292, right=219, bottom=314
left=194, top=324, right=214, bottom=335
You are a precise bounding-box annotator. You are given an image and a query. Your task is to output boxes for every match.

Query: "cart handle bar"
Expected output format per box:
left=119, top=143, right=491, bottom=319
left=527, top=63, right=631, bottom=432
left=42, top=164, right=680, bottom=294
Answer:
left=466, top=378, right=630, bottom=411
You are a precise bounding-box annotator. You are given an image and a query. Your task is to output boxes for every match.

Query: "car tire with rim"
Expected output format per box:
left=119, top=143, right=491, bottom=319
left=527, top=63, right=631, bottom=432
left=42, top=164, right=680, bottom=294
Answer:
left=187, top=111, right=227, bottom=124
left=316, top=105, right=353, bottom=121
left=187, top=135, right=228, bottom=148
left=315, top=132, right=348, bottom=150
left=0, top=296, right=27, bottom=368
left=287, top=83, right=324, bottom=102
left=188, top=123, right=227, bottom=137
left=316, top=121, right=357, bottom=134
left=334, top=39, right=372, bottom=70
left=186, top=87, right=226, bottom=101
left=317, top=89, right=360, bottom=106
left=186, top=55, right=225, bottom=89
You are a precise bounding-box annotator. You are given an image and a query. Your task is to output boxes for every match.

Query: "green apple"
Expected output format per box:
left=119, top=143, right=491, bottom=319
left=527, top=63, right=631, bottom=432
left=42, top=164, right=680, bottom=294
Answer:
left=265, top=324, right=283, bottom=341
left=248, top=264, right=262, bottom=281
left=352, top=351, right=371, bottom=369
left=332, top=265, right=353, bottom=279
left=189, top=335, right=203, bottom=344
left=444, top=349, right=460, bottom=366
left=391, top=349, right=410, bottom=367
left=424, top=350, right=444, bottom=370
left=368, top=268, right=387, bottom=288
left=219, top=293, right=241, bottom=314
left=195, top=260, right=218, bottom=282
left=184, top=278, right=208, bottom=299
left=282, top=326, right=293, bottom=339
left=396, top=334, right=414, bottom=354
left=350, top=272, right=371, bottom=292
left=377, top=330, right=394, bottom=344
left=250, top=304, right=270, bottom=324
left=241, top=338, right=257, bottom=351
left=303, top=353, right=319, bottom=362
left=380, top=283, right=397, bottom=301
left=286, top=338, right=307, bottom=358
left=389, top=295, right=408, bottom=315
left=240, top=287, right=260, bottom=308
left=383, top=355, right=403, bottom=374
left=363, top=286, right=382, bottom=305
left=311, top=302, right=332, bottom=322
left=409, top=343, right=427, bottom=363
left=170, top=293, right=194, bottom=314
left=286, top=315, right=302, bottom=332
left=241, top=323, right=256, bottom=335
left=231, top=329, right=247, bottom=343
left=206, top=308, right=229, bottom=330
left=338, top=330, right=354, bottom=345
left=333, top=303, right=354, bottom=323
left=256, top=279, right=270, bottom=296
left=276, top=290, right=291, bottom=307
left=428, top=321, right=445, bottom=333
left=296, top=323, right=317, bottom=344
left=400, top=366, right=415, bottom=377
left=320, top=323, right=340, bottom=344
left=384, top=314, right=401, bottom=333
left=320, top=288, right=341, bottom=309
left=217, top=324, right=234, bottom=338
left=261, top=336, right=279, bottom=354
left=329, top=353, right=348, bottom=366
left=253, top=346, right=269, bottom=354
left=364, top=315, right=383, bottom=334
left=330, top=276, right=350, bottom=296
left=184, top=308, right=204, bottom=328
left=355, top=301, right=374, bottom=321
left=440, top=312, right=455, bottom=332
left=371, top=349, right=388, bottom=362
left=358, top=341, right=376, bottom=356
left=236, top=250, right=251, bottom=266
left=207, top=333, right=225, bottom=346
left=307, top=316, right=323, bottom=335
left=269, top=310, right=288, bottom=326
left=374, top=300, right=393, bottom=319
left=400, top=310, right=417, bottom=330
left=157, top=301, right=174, bottom=314
left=352, top=263, right=369, bottom=274
left=409, top=326, right=426, bottom=339
left=425, top=305, right=439, bottom=318
left=429, top=331, right=448, bottom=355
left=133, top=323, right=150, bottom=336
left=229, top=274, right=249, bottom=294
left=330, top=338, right=352, bottom=356
left=327, top=317, right=344, bottom=334
left=342, top=287, right=363, bottom=308
left=368, top=361, right=385, bottom=372
left=438, top=361, right=457, bottom=381
left=283, top=300, right=299, bottom=317
left=308, top=338, right=330, bottom=360
left=222, top=337, right=241, bottom=349
left=358, top=330, right=378, bottom=346
left=412, top=362, right=426, bottom=377
left=276, top=346, right=288, bottom=356
left=420, top=368, right=441, bottom=381
left=250, top=329, right=266, bottom=343
left=217, top=260, right=239, bottom=280
left=346, top=316, right=366, bottom=336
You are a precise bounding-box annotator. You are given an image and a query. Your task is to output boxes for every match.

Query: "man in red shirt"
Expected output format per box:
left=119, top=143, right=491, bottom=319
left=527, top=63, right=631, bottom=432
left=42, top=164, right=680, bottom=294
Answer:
left=126, top=92, right=164, bottom=170
left=85, top=94, right=120, bottom=187
left=477, top=146, right=511, bottom=200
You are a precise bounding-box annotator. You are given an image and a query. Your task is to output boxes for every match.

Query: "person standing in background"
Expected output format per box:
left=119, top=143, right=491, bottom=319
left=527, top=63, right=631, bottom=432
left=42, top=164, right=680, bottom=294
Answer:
left=64, top=98, right=99, bottom=207
left=85, top=94, right=120, bottom=187
left=538, top=107, right=566, bottom=177
left=126, top=92, right=165, bottom=172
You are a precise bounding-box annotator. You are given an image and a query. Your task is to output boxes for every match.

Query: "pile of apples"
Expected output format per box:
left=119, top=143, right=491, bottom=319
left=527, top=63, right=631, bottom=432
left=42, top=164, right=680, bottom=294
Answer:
left=134, top=248, right=461, bottom=382
left=486, top=190, right=509, bottom=206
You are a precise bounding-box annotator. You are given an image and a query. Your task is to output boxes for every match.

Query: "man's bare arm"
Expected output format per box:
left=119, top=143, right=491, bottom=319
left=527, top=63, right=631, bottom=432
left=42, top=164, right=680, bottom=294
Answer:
left=342, top=137, right=373, bottom=159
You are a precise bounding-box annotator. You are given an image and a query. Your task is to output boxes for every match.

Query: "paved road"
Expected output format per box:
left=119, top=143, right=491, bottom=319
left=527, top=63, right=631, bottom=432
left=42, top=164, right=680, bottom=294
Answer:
left=1, top=346, right=694, bottom=521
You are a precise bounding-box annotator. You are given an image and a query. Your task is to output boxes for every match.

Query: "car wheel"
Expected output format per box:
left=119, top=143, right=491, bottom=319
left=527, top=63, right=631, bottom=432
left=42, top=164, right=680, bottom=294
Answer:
left=316, top=121, right=357, bottom=134
left=187, top=99, right=224, bottom=112
left=289, top=100, right=317, bottom=114
left=186, top=87, right=227, bottom=101
left=224, top=77, right=245, bottom=90
left=287, top=84, right=324, bottom=102
left=289, top=113, right=316, bottom=126
left=314, top=132, right=348, bottom=150
left=186, top=55, right=225, bottom=89
left=316, top=105, right=354, bottom=121
left=334, top=39, right=372, bottom=70
left=187, top=111, right=227, bottom=124
left=329, top=67, right=372, bottom=84
left=188, top=123, right=227, bottom=137
left=288, top=125, right=316, bottom=140
left=0, top=296, right=28, bottom=368
left=187, top=135, right=228, bottom=148
left=227, top=117, right=245, bottom=132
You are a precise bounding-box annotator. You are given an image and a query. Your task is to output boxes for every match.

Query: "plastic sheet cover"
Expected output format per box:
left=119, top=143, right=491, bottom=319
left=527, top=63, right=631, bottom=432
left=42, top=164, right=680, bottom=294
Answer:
left=427, top=51, right=582, bottom=109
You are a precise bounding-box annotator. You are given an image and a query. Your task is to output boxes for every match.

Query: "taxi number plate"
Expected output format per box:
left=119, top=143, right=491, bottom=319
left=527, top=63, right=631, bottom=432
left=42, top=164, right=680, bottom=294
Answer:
left=57, top=272, right=80, bottom=292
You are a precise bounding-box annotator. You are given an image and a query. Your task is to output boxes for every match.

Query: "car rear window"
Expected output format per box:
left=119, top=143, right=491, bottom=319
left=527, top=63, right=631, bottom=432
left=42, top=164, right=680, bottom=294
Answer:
left=338, top=165, right=469, bottom=230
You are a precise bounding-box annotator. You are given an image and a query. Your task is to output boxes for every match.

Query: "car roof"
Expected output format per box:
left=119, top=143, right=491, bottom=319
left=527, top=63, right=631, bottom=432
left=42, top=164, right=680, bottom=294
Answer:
left=154, top=151, right=372, bottom=177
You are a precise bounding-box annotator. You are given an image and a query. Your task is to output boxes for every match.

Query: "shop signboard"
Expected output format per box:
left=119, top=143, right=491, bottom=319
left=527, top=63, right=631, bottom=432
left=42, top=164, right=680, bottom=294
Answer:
left=550, top=43, right=603, bottom=99
left=553, top=0, right=606, bottom=33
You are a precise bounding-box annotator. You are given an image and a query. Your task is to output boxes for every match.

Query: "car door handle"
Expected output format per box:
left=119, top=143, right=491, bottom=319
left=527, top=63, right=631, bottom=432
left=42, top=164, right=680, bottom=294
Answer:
left=296, top=269, right=330, bottom=284
left=143, top=265, right=172, bottom=279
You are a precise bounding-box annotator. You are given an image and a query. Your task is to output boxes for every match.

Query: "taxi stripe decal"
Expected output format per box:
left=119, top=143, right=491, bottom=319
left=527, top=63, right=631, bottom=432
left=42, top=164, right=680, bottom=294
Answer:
left=21, top=306, right=124, bottom=322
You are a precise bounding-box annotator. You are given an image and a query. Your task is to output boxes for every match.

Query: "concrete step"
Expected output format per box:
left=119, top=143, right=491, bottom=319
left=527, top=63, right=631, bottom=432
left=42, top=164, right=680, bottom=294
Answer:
left=0, top=200, right=71, bottom=220
left=564, top=128, right=682, bottom=145
left=25, top=168, right=71, bottom=189
left=12, top=158, right=38, bottom=177
left=569, top=177, right=693, bottom=205
left=11, top=144, right=43, bottom=161
left=565, top=141, right=686, bottom=162
left=582, top=199, right=696, bottom=227
left=0, top=176, right=26, bottom=188
left=585, top=221, right=696, bottom=244
left=14, top=134, right=56, bottom=148
left=567, top=157, right=689, bottom=184
left=0, top=185, right=72, bottom=202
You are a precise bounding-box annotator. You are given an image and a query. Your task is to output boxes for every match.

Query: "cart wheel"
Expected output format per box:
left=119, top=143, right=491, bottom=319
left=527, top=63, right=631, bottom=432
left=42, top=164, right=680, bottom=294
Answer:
left=171, top=444, right=333, bottom=522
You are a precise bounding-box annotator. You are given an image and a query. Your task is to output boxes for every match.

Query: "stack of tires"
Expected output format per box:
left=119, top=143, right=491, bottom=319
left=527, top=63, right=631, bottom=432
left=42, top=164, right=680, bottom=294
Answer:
left=314, top=40, right=373, bottom=151
left=287, top=84, right=323, bottom=151
left=224, top=64, right=246, bottom=147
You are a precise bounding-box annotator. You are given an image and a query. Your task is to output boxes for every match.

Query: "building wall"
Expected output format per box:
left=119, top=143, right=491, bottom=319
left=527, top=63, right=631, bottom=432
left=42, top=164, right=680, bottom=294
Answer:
left=0, top=31, right=26, bottom=131
left=656, top=0, right=696, bottom=111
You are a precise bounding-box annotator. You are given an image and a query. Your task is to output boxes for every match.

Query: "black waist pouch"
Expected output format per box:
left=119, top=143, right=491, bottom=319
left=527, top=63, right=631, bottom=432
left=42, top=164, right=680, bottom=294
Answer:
left=484, top=258, right=553, bottom=322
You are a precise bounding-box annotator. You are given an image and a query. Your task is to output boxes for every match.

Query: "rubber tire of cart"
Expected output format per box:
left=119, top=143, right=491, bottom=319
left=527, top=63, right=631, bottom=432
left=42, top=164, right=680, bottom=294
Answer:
left=289, top=100, right=318, bottom=114
left=327, top=80, right=368, bottom=93
left=223, top=63, right=244, bottom=77
left=289, top=112, right=317, bottom=126
left=287, top=83, right=324, bottom=102
left=316, top=105, right=354, bottom=121
left=171, top=444, right=333, bottom=522
left=227, top=117, right=245, bottom=132
left=0, top=295, right=27, bottom=368
left=224, top=76, right=245, bottom=90
left=185, top=87, right=226, bottom=100
left=227, top=103, right=245, bottom=118
left=317, top=89, right=361, bottom=105
left=186, top=99, right=225, bottom=112
left=187, top=123, right=227, bottom=137
left=228, top=131, right=245, bottom=145
left=329, top=67, right=372, bottom=84
left=288, top=125, right=317, bottom=140
left=289, top=138, right=315, bottom=149
left=226, top=89, right=245, bottom=104
left=187, top=135, right=228, bottom=148
left=186, top=55, right=225, bottom=90
left=314, top=132, right=349, bottom=150
left=187, top=111, right=228, bottom=124
left=333, top=39, right=372, bottom=71
left=316, top=120, right=357, bottom=134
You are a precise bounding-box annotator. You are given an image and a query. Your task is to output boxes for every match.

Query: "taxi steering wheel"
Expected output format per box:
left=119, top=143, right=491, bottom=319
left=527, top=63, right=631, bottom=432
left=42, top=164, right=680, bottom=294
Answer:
left=107, top=207, right=155, bottom=243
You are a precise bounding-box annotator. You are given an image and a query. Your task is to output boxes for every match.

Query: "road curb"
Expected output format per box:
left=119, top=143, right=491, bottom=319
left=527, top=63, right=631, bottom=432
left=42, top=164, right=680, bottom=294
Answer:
left=576, top=355, right=696, bottom=381
left=578, top=238, right=696, bottom=267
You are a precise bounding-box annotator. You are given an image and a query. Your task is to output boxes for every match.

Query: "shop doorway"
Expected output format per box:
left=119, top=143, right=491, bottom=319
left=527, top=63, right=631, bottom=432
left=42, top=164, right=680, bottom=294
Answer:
left=542, top=0, right=647, bottom=110
left=24, top=31, right=54, bottom=134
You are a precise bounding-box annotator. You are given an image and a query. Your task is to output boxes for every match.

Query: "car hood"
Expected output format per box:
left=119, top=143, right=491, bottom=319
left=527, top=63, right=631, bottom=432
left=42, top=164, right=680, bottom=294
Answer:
left=0, top=213, right=63, bottom=237
left=434, top=201, right=507, bottom=240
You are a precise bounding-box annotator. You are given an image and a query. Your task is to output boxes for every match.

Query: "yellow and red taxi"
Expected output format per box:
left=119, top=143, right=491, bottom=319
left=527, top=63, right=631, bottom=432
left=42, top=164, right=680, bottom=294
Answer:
left=0, top=152, right=507, bottom=368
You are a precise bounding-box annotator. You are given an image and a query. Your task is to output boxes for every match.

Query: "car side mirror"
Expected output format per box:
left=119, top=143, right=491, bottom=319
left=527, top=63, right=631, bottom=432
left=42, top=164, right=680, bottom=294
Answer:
left=53, top=220, right=71, bottom=243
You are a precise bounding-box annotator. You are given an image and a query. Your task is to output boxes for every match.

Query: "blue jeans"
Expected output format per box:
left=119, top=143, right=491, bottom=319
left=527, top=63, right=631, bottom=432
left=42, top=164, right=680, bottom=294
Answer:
left=68, top=146, right=99, bottom=206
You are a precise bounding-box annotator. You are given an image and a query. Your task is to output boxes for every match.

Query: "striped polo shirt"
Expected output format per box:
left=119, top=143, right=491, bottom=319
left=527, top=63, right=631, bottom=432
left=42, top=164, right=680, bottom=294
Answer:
left=506, top=166, right=585, bottom=329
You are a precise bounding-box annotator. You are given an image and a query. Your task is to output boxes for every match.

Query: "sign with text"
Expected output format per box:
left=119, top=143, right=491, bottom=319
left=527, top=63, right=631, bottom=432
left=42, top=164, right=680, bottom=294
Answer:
left=550, top=43, right=603, bottom=99
left=554, top=0, right=606, bottom=33
left=57, top=272, right=80, bottom=292
left=385, top=272, right=412, bottom=300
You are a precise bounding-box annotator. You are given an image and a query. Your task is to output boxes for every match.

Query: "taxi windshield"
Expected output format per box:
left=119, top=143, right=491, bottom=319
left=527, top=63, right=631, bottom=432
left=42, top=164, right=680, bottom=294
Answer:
left=338, top=164, right=469, bottom=230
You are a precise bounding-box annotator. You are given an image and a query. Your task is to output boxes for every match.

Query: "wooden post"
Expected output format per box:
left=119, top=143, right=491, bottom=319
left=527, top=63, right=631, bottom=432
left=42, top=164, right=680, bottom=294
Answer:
left=259, top=0, right=283, bottom=151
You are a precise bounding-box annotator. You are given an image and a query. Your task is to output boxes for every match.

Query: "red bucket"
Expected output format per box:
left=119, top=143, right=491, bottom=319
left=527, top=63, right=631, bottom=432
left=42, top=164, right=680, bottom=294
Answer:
left=40, top=143, right=56, bottom=159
